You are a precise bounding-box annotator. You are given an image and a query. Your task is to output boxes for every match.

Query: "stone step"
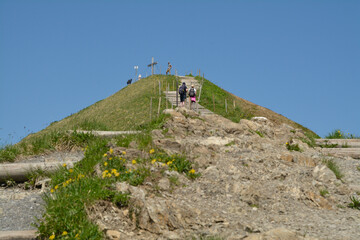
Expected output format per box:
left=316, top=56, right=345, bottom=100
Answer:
left=316, top=139, right=360, bottom=148
left=321, top=148, right=360, bottom=159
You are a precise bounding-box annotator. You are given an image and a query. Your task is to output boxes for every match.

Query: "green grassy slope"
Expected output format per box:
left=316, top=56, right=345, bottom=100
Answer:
left=1, top=74, right=319, bottom=162
left=196, top=76, right=319, bottom=138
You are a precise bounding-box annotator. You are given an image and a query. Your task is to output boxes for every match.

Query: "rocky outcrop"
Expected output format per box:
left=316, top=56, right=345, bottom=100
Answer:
left=87, top=108, right=360, bottom=240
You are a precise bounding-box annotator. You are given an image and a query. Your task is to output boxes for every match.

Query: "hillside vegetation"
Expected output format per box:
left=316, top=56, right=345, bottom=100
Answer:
left=1, top=74, right=318, bottom=162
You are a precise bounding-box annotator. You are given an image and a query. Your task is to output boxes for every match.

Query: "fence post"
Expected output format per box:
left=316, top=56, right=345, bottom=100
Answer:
left=157, top=97, right=162, bottom=118
left=225, top=99, right=228, bottom=113
left=233, top=100, right=235, bottom=109
left=150, top=97, right=153, bottom=121
left=213, top=94, right=215, bottom=112
left=166, top=84, right=168, bottom=109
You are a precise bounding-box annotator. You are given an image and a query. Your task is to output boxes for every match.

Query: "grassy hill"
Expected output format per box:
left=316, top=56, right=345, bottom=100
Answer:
left=1, top=74, right=318, bottom=162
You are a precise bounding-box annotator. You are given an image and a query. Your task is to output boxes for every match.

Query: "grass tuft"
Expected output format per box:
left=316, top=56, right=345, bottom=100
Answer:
left=323, top=159, right=343, bottom=179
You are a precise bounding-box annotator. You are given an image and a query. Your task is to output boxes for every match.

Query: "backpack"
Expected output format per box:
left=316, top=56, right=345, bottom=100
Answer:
left=189, top=88, right=195, bottom=97
left=179, top=86, right=185, bottom=94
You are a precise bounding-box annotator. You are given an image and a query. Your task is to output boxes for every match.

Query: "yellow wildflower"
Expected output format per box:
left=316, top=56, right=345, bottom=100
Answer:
left=54, top=185, right=59, bottom=190
left=62, top=231, right=68, bottom=236
left=107, top=173, right=111, bottom=178
left=162, top=163, right=166, bottom=167
left=109, top=157, right=113, bottom=160
left=111, top=169, right=117, bottom=174
left=286, top=142, right=289, bottom=145
left=69, top=168, right=74, bottom=173
left=104, top=162, right=108, bottom=166
left=109, top=148, right=114, bottom=154
left=50, top=189, right=54, bottom=193
left=49, top=234, right=55, bottom=240
left=132, top=160, right=137, bottom=165
left=75, top=233, right=79, bottom=238
left=167, top=161, right=172, bottom=165
left=151, top=159, right=156, bottom=164
left=115, top=172, right=120, bottom=177
left=63, top=163, right=67, bottom=167
left=103, top=153, right=108, bottom=157
left=189, top=169, right=195, bottom=174
left=149, top=149, right=155, bottom=154
left=63, top=182, right=67, bottom=187
left=122, top=151, right=126, bottom=155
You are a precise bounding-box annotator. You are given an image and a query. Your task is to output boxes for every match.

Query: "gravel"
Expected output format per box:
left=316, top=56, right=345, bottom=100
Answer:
left=0, top=186, right=44, bottom=231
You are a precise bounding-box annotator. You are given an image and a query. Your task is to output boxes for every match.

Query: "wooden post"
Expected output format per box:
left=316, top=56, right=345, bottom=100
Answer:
left=153, top=81, right=155, bottom=95
left=213, top=94, right=215, bottom=112
left=225, top=99, right=228, bottom=113
left=157, top=97, right=161, bottom=118
left=176, top=70, right=178, bottom=107
left=150, top=97, right=153, bottom=121
left=233, top=100, right=236, bottom=109
left=166, top=84, right=168, bottom=109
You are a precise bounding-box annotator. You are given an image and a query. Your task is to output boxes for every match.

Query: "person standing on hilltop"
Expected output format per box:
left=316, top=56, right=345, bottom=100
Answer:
left=166, top=62, right=172, bottom=75
left=179, top=82, right=187, bottom=107
left=188, top=84, right=196, bottom=109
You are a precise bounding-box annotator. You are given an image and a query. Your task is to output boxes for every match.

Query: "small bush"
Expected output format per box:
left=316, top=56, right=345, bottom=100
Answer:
left=326, top=129, right=359, bottom=139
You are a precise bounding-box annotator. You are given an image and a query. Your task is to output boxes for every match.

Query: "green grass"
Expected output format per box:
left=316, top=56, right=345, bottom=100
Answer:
left=320, top=189, right=329, bottom=197
left=286, top=142, right=302, bottom=152
left=323, top=159, right=344, bottom=180
left=195, top=76, right=254, bottom=122
left=326, top=129, right=360, bottom=139
left=348, top=196, right=360, bottom=210
left=22, top=75, right=177, bottom=143
left=195, top=76, right=319, bottom=138
left=0, top=131, right=96, bottom=163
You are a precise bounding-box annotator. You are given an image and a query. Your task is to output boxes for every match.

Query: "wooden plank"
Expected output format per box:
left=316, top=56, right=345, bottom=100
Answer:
left=0, top=230, right=37, bottom=240
left=0, top=161, right=79, bottom=182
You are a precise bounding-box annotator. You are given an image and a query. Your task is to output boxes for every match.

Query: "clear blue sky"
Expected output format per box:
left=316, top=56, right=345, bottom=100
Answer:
left=1, top=0, right=359, bottom=145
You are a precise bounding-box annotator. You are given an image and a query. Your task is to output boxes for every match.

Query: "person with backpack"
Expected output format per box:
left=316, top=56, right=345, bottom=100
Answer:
left=179, top=82, right=187, bottom=107
left=188, top=84, right=196, bottom=109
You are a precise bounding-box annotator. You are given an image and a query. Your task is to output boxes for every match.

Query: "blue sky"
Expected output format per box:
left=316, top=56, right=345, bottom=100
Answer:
left=0, top=0, right=359, bottom=145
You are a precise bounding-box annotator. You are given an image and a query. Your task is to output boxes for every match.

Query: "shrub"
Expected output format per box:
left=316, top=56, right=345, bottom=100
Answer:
left=286, top=142, right=301, bottom=152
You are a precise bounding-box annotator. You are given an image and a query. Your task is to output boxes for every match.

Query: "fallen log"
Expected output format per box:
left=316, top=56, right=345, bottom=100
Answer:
left=0, top=161, right=78, bottom=182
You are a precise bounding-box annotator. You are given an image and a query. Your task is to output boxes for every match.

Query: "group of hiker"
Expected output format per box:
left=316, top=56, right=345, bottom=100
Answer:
left=178, top=82, right=196, bottom=108
left=165, top=61, right=197, bottom=108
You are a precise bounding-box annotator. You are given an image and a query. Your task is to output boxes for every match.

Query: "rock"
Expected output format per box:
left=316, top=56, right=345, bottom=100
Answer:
left=244, top=228, right=318, bottom=240
left=295, top=155, right=316, bottom=167
left=306, top=191, right=332, bottom=209
left=158, top=177, right=170, bottom=191
left=312, top=165, right=337, bottom=183
left=106, top=230, right=121, bottom=240
left=280, top=153, right=294, bottom=163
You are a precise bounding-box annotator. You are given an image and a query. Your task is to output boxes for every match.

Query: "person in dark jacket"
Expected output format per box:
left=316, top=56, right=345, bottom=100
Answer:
left=179, top=82, right=187, bottom=107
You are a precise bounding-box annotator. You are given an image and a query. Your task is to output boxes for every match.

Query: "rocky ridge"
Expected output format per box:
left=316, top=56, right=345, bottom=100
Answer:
left=86, top=108, right=360, bottom=240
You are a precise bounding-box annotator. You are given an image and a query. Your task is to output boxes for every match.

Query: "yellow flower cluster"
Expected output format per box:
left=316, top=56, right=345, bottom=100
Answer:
left=189, top=169, right=196, bottom=174
left=50, top=174, right=85, bottom=193
left=167, top=160, right=174, bottom=166
left=49, top=234, right=55, bottom=239
left=109, top=148, right=114, bottom=154
left=151, top=159, right=157, bottom=164
left=122, top=151, right=126, bottom=155
left=149, top=149, right=155, bottom=154
left=102, top=169, right=120, bottom=178
left=132, top=159, right=137, bottom=165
